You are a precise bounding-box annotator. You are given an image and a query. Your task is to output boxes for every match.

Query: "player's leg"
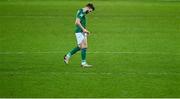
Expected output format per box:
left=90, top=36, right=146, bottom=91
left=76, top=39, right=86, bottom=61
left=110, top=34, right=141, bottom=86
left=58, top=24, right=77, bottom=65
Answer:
left=64, top=46, right=80, bottom=64
left=80, top=34, right=92, bottom=67
left=64, top=33, right=82, bottom=64
left=80, top=38, right=87, bottom=64
left=67, top=46, right=81, bottom=58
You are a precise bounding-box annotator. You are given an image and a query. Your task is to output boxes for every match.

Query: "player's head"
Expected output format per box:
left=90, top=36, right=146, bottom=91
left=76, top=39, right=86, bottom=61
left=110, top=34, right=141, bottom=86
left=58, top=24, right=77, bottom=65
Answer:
left=85, top=3, right=95, bottom=14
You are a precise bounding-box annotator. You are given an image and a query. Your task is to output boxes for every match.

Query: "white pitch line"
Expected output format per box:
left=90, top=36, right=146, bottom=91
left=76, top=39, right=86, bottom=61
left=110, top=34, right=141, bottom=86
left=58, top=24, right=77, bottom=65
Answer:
left=1, top=71, right=180, bottom=76
left=160, top=0, right=180, bottom=1
left=0, top=51, right=179, bottom=55
left=88, top=51, right=178, bottom=55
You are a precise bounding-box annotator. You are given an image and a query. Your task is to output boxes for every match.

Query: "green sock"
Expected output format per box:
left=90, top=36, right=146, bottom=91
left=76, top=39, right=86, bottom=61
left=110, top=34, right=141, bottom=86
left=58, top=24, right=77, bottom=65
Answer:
left=81, top=48, right=87, bottom=62
left=67, top=46, right=80, bottom=57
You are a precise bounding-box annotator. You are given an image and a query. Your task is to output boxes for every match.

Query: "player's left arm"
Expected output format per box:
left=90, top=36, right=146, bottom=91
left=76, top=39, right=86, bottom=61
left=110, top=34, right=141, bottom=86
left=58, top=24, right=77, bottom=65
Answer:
left=75, top=18, right=89, bottom=33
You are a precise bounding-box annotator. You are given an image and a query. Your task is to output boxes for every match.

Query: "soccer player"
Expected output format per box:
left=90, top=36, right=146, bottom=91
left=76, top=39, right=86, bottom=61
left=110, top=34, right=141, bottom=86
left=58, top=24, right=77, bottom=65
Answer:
left=64, top=3, right=95, bottom=67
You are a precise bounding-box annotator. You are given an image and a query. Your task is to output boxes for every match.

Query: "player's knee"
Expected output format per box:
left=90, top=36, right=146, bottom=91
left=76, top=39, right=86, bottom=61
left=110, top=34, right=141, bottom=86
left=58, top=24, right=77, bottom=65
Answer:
left=84, top=43, right=88, bottom=48
left=84, top=44, right=88, bottom=48
left=80, top=46, right=87, bottom=49
left=80, top=43, right=87, bottom=49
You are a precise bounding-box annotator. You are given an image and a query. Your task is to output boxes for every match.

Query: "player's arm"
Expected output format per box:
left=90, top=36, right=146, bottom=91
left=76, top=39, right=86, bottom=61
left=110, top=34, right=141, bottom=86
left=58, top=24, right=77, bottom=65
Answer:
left=75, top=18, right=90, bottom=34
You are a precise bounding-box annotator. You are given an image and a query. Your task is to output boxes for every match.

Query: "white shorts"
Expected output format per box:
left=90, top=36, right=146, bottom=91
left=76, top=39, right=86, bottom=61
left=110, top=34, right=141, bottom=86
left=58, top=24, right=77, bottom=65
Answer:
left=75, top=32, right=87, bottom=45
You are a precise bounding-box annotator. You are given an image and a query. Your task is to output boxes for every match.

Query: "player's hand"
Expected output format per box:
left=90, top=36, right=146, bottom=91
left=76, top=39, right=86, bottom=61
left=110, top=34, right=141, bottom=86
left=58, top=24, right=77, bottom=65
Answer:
left=83, top=29, right=89, bottom=33
left=83, top=29, right=90, bottom=35
left=86, top=31, right=90, bottom=35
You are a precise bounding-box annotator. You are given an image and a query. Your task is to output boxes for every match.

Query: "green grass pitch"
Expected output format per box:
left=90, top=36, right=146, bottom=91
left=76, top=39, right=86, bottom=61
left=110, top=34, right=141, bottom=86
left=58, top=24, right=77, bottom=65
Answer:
left=0, top=0, right=180, bottom=97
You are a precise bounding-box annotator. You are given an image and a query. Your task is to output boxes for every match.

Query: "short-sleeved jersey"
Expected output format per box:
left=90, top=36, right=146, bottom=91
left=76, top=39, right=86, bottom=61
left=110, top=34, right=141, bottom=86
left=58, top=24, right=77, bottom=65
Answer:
left=75, top=9, right=86, bottom=33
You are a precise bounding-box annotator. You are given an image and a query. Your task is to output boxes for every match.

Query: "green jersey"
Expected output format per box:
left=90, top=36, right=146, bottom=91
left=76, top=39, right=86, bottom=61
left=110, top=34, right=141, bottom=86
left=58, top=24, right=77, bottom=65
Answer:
left=75, top=9, right=86, bottom=33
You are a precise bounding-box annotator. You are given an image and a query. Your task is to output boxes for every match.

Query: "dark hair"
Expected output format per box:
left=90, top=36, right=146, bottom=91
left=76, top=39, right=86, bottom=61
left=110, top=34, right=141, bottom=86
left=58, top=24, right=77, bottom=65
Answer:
left=86, top=3, right=95, bottom=11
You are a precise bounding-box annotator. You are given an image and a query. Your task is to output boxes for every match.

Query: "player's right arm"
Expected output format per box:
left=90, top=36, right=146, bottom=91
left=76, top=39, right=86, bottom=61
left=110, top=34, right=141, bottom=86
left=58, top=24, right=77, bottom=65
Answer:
left=75, top=18, right=89, bottom=33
